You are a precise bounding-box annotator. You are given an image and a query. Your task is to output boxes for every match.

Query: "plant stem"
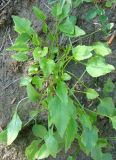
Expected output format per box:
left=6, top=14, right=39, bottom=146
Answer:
left=15, top=97, right=28, bottom=111
left=72, top=29, right=101, bottom=44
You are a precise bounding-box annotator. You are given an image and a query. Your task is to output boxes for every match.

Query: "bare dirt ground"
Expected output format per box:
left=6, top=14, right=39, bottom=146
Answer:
left=0, top=0, right=116, bottom=159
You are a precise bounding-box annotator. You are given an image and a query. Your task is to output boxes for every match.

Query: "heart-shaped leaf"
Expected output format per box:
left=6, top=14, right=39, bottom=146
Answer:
left=86, top=56, right=115, bottom=77
left=73, top=45, right=93, bottom=61
left=92, top=42, right=111, bottom=56
left=97, top=97, right=115, bottom=116
left=86, top=88, right=99, bottom=100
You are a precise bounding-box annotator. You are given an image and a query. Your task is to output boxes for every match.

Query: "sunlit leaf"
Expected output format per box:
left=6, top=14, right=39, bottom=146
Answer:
left=56, top=81, right=68, bottom=104
left=7, top=112, right=22, bottom=145
left=12, top=16, right=33, bottom=34
left=72, top=26, right=85, bottom=37
left=32, top=32, right=40, bottom=46
left=33, top=6, right=46, bottom=21
left=25, top=140, right=41, bottom=160
left=12, top=53, right=28, bottom=62
left=59, top=3, right=70, bottom=19
left=44, top=132, right=58, bottom=157
left=27, top=83, right=39, bottom=102
left=73, top=45, right=93, bottom=61
left=35, top=144, right=49, bottom=159
left=86, top=56, right=115, bottom=77
left=40, top=58, right=55, bottom=77
left=92, top=42, right=112, bottom=56
left=20, top=76, right=32, bottom=86
left=0, top=130, right=7, bottom=143
left=52, top=3, right=62, bottom=16
left=48, top=96, right=75, bottom=137
left=86, top=88, right=99, bottom=100
left=15, top=33, right=30, bottom=44
left=33, top=47, right=40, bottom=61
left=62, top=73, right=71, bottom=81
left=59, top=18, right=74, bottom=35
left=110, top=116, right=116, bottom=130
left=28, top=64, right=39, bottom=75
left=8, top=43, right=29, bottom=52
left=32, top=76, right=43, bottom=89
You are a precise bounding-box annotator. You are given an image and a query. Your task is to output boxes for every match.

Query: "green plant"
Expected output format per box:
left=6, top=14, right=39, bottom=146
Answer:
left=85, top=5, right=114, bottom=34
left=0, top=1, right=115, bottom=160
left=105, top=0, right=116, bottom=8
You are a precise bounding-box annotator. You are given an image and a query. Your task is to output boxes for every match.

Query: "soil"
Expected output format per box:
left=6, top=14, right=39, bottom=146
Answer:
left=0, top=0, right=116, bottom=160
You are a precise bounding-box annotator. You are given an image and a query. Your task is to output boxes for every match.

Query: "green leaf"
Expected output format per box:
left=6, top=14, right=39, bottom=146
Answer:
left=8, top=43, right=29, bottom=52
left=28, top=64, right=39, bottom=75
left=65, top=118, right=77, bottom=151
left=110, top=116, right=116, bottom=129
left=62, top=73, right=71, bottom=81
left=56, top=81, right=68, bottom=104
left=97, top=138, right=108, bottom=148
left=33, top=47, right=48, bottom=61
left=44, top=132, right=58, bottom=157
left=72, top=26, right=85, bottom=37
left=0, top=130, right=7, bottom=143
left=81, top=127, right=98, bottom=152
left=105, top=1, right=112, bottom=7
left=11, top=53, right=28, bottom=62
left=85, top=8, right=98, bottom=20
left=42, top=22, right=48, bottom=33
left=92, top=42, right=112, bottom=56
left=91, top=146, right=113, bottom=160
left=35, top=144, right=49, bottom=159
left=7, top=112, right=22, bottom=145
left=79, top=113, right=92, bottom=129
left=32, top=32, right=40, bottom=46
left=69, top=16, right=77, bottom=25
left=59, top=18, right=74, bottom=35
left=32, top=124, right=47, bottom=139
left=86, top=88, right=99, bottom=100
left=27, top=83, right=39, bottom=102
left=67, top=156, right=74, bottom=160
left=102, top=153, right=112, bottom=160
left=88, top=111, right=97, bottom=124
left=15, top=33, right=30, bottom=44
left=12, top=16, right=33, bottom=34
left=25, top=140, right=40, bottom=160
left=97, top=97, right=115, bottom=116
left=20, top=76, right=32, bottom=86
left=103, top=79, right=114, bottom=94
left=40, top=58, right=55, bottom=77
left=33, top=47, right=40, bottom=61
left=59, top=3, right=70, bottom=19
left=33, top=6, right=46, bottom=21
left=73, top=0, right=83, bottom=7
left=52, top=3, right=62, bottom=17
left=42, top=47, right=48, bottom=57
left=72, top=45, right=93, bottom=61
left=48, top=96, right=75, bottom=137
left=86, top=56, right=115, bottom=77
left=91, top=146, right=103, bottom=160
left=32, top=76, right=43, bottom=89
